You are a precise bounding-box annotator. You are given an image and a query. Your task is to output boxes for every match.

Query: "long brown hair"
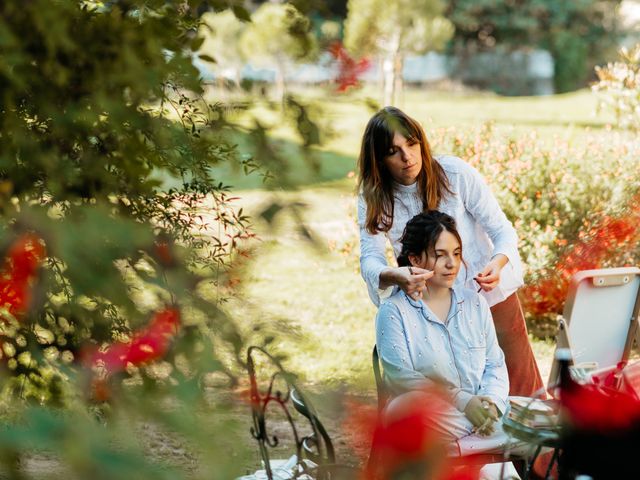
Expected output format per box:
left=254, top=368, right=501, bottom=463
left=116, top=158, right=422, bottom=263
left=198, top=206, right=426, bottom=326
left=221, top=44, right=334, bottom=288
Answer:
left=357, top=107, right=452, bottom=234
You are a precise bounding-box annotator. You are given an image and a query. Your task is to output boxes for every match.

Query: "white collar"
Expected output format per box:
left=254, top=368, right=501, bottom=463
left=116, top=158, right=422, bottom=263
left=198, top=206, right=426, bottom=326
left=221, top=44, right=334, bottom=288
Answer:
left=393, top=181, right=418, bottom=194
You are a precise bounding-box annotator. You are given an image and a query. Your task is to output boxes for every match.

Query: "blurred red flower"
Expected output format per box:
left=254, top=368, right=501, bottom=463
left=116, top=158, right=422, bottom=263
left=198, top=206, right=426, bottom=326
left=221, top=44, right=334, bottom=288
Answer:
left=0, top=233, right=45, bottom=318
left=561, top=380, right=640, bottom=432
left=328, top=41, right=371, bottom=92
left=153, top=239, right=175, bottom=267
left=343, top=389, right=478, bottom=480
left=83, top=307, right=180, bottom=373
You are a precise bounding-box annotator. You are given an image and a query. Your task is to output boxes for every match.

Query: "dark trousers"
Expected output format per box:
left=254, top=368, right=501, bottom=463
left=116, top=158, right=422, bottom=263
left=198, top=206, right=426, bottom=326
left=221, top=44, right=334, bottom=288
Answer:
left=490, top=293, right=545, bottom=397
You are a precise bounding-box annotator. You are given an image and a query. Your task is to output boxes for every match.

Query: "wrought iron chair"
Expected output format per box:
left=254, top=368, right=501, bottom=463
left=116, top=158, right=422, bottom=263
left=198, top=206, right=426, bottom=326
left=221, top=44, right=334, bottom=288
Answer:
left=247, top=346, right=356, bottom=479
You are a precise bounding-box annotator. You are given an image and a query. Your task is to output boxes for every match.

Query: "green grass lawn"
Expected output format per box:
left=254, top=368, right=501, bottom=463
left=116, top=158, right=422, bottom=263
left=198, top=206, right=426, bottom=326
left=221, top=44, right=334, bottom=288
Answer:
left=213, top=86, right=620, bottom=391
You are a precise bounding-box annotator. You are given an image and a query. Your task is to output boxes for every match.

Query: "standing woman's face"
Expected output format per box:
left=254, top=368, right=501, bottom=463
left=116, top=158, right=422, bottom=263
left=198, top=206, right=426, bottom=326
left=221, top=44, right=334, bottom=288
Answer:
left=382, top=132, right=422, bottom=186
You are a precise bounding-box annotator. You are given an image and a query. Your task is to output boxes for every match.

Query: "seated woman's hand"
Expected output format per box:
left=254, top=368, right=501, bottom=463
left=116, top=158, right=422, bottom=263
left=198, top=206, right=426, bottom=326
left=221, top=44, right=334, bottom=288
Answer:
left=395, top=266, right=433, bottom=300
left=464, top=395, right=499, bottom=436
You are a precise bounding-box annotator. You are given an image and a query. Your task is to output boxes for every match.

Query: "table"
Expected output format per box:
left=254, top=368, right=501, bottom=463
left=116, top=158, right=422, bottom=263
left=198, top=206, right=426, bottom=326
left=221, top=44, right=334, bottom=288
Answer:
left=502, top=416, right=561, bottom=480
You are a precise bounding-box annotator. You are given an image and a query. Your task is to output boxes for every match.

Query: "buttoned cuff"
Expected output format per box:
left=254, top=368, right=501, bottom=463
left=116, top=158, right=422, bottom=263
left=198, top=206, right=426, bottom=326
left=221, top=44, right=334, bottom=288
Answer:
left=378, top=285, right=395, bottom=300
left=376, top=267, right=396, bottom=300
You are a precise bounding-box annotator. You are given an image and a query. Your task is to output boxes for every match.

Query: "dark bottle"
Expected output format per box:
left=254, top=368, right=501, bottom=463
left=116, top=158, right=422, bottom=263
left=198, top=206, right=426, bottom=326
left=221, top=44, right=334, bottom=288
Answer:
left=555, top=347, right=573, bottom=480
left=556, top=347, right=574, bottom=394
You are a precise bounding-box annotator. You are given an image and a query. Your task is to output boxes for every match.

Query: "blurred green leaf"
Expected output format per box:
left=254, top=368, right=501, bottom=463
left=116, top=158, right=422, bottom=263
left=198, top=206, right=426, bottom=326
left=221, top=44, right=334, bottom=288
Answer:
left=198, top=53, right=216, bottom=63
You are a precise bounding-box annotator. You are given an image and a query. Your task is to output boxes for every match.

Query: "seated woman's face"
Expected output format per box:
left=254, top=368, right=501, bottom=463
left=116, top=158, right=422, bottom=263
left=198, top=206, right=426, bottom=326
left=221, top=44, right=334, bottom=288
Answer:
left=412, top=230, right=462, bottom=290
left=383, top=132, right=422, bottom=186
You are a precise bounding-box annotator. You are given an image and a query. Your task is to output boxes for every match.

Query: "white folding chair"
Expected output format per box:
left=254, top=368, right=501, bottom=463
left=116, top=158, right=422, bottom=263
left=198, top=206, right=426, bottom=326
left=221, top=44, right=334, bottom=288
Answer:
left=548, top=267, right=640, bottom=391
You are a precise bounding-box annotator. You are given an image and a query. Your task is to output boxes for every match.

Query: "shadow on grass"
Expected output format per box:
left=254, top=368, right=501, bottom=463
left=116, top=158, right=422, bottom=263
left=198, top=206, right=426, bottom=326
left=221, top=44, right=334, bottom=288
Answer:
left=213, top=128, right=357, bottom=191
left=157, top=130, right=356, bottom=192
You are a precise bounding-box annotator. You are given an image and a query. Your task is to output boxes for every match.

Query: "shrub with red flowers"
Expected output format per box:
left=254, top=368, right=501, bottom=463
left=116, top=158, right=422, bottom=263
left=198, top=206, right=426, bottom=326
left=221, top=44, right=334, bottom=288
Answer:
left=82, top=307, right=180, bottom=375
left=431, top=125, right=640, bottom=335
left=520, top=198, right=640, bottom=318
left=0, top=234, right=45, bottom=319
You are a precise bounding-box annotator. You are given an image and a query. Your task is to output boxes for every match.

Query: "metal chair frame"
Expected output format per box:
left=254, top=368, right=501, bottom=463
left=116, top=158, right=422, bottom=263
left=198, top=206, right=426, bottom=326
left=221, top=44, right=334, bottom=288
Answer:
left=247, top=345, right=354, bottom=480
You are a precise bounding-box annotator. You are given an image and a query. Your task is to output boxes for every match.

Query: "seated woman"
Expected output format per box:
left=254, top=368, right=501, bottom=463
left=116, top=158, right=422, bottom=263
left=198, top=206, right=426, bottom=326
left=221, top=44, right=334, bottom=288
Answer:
left=376, top=210, right=530, bottom=466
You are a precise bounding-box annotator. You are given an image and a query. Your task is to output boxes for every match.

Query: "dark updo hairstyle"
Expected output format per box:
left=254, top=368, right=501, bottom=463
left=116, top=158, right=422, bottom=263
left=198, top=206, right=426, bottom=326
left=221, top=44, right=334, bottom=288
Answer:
left=397, top=211, right=466, bottom=274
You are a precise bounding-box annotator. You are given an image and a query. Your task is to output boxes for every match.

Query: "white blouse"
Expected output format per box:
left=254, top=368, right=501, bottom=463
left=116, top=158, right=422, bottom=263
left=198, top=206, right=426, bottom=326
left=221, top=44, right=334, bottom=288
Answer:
left=358, top=154, right=524, bottom=308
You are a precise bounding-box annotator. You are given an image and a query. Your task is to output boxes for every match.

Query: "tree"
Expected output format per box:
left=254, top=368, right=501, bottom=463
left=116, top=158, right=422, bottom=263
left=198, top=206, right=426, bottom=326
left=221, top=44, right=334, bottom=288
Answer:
left=445, top=0, right=622, bottom=92
left=0, top=0, right=322, bottom=476
left=240, top=3, right=317, bottom=102
left=344, top=0, right=453, bottom=106
left=199, top=9, right=248, bottom=89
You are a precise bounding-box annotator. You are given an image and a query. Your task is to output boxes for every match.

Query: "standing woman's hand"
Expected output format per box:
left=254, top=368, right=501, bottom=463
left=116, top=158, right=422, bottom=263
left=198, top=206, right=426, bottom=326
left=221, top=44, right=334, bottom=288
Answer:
left=382, top=266, right=433, bottom=300
left=475, top=254, right=509, bottom=292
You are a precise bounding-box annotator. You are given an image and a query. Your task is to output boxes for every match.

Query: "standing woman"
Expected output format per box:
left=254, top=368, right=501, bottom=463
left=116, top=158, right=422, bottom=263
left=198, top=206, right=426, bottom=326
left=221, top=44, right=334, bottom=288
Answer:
left=357, top=106, right=543, bottom=397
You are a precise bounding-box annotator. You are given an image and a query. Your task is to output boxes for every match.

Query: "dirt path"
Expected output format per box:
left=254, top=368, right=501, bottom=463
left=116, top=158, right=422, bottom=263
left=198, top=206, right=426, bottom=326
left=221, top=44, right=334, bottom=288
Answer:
left=5, top=352, right=554, bottom=479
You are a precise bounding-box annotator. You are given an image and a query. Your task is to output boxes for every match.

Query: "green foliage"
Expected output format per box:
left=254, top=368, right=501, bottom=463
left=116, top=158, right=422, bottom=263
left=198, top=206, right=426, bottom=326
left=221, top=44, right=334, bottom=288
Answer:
left=0, top=0, right=324, bottom=477
left=0, top=0, right=248, bottom=373
left=549, top=30, right=590, bottom=93
left=239, top=3, right=317, bottom=99
left=432, top=123, right=640, bottom=331
left=593, top=44, right=640, bottom=130
left=345, top=0, right=452, bottom=57
left=344, top=0, right=453, bottom=104
left=198, top=10, right=247, bottom=86
left=445, top=0, right=621, bottom=92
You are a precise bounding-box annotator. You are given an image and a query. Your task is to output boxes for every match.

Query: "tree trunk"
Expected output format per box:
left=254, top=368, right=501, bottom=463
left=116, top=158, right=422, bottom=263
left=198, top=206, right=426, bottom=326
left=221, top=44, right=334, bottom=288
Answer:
left=217, top=75, right=226, bottom=101
left=233, top=67, right=241, bottom=90
left=380, top=30, right=401, bottom=106
left=382, top=53, right=395, bottom=106
left=394, top=53, right=404, bottom=109
left=377, top=56, right=384, bottom=105
left=275, top=60, right=286, bottom=108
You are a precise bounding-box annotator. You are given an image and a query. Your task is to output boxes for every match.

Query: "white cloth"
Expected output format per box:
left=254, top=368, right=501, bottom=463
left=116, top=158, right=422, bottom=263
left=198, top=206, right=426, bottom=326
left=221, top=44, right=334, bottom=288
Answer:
left=384, top=390, right=535, bottom=474
left=479, top=461, right=522, bottom=480
left=358, top=154, right=524, bottom=308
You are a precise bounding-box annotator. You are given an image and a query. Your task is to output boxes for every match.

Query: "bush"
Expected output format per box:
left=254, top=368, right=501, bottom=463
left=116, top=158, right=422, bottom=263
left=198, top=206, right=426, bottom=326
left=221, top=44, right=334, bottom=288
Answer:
left=593, top=44, right=640, bottom=130
left=431, top=124, right=640, bottom=336
left=550, top=31, right=590, bottom=93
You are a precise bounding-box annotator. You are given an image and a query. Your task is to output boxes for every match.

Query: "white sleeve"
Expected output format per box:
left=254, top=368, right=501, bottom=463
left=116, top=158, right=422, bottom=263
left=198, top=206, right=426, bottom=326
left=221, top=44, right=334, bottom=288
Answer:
left=459, top=161, right=520, bottom=267
left=358, top=195, right=395, bottom=307
left=476, top=295, right=509, bottom=415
